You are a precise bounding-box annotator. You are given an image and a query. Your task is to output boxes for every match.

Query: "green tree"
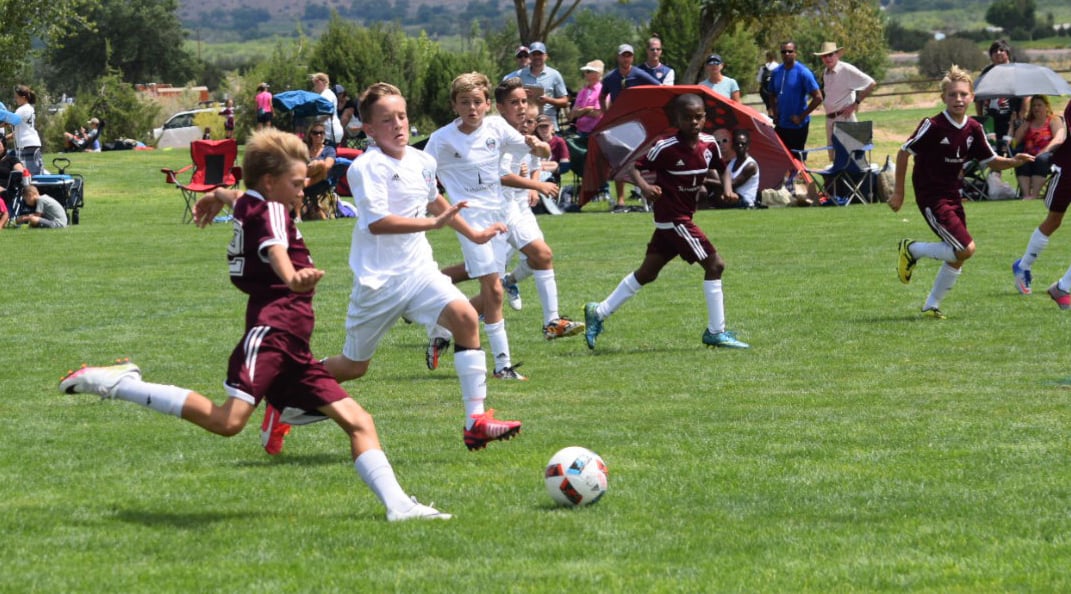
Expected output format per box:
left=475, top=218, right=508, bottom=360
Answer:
left=560, top=8, right=640, bottom=85
left=46, top=0, right=195, bottom=94
left=0, top=0, right=95, bottom=86
left=985, top=0, right=1036, bottom=39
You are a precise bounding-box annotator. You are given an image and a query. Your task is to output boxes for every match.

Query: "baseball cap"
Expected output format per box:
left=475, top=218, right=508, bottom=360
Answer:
left=706, top=54, right=723, bottom=65
left=535, top=114, right=553, bottom=126
left=618, top=44, right=635, bottom=55
left=515, top=45, right=530, bottom=57
left=333, top=84, right=345, bottom=95
left=529, top=41, right=548, bottom=54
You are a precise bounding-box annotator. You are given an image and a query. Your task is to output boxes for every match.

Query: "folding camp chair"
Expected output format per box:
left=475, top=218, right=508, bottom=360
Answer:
left=799, top=121, right=875, bottom=205
left=161, top=139, right=242, bottom=223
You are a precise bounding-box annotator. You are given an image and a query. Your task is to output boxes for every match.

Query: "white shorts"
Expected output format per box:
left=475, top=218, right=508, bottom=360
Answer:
left=342, top=269, right=467, bottom=362
left=457, top=207, right=510, bottom=278
left=504, top=200, right=544, bottom=252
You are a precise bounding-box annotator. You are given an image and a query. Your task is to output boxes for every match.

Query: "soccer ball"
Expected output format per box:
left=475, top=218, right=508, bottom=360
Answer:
left=544, top=446, right=608, bottom=507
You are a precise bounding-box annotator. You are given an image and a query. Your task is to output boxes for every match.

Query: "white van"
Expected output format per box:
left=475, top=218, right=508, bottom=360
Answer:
left=152, top=108, right=217, bottom=149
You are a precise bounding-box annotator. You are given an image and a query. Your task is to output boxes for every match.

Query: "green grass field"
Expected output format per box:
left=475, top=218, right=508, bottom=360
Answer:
left=3, top=109, right=1071, bottom=591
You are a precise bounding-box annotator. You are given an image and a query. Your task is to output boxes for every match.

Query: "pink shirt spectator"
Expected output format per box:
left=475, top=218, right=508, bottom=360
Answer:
left=256, top=91, right=273, bottom=114
left=574, top=82, right=603, bottom=134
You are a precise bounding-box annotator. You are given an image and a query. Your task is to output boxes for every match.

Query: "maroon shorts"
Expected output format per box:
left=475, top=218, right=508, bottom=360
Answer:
left=646, top=220, right=715, bottom=264
left=918, top=197, right=971, bottom=252
left=224, top=325, right=349, bottom=412
left=1044, top=164, right=1070, bottom=214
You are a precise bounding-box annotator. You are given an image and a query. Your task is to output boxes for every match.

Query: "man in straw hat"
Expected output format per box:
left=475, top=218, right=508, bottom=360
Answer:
left=814, top=41, right=876, bottom=159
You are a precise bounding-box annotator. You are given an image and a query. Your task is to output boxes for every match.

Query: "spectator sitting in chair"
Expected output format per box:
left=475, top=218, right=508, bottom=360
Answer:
left=15, top=184, right=67, bottom=228
left=533, top=114, right=569, bottom=184
left=64, top=118, right=102, bottom=152
left=0, top=135, right=26, bottom=193
left=304, top=121, right=337, bottom=187
left=1011, top=95, right=1066, bottom=200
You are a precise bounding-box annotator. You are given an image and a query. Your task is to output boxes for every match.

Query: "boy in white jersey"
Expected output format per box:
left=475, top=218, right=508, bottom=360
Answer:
left=432, top=79, right=583, bottom=360
left=422, top=72, right=550, bottom=381
left=194, top=84, right=522, bottom=453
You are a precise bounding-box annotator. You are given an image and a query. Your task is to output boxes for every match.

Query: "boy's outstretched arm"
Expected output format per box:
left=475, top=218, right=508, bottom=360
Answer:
left=193, top=188, right=241, bottom=228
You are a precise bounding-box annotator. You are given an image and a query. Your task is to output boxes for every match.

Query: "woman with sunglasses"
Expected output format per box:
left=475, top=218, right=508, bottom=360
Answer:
left=304, top=122, right=336, bottom=186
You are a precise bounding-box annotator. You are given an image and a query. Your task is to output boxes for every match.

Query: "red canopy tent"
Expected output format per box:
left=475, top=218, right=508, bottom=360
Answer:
left=580, top=85, right=811, bottom=206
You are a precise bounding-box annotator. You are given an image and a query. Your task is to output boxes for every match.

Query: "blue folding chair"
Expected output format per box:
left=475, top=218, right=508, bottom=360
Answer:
left=799, top=121, right=874, bottom=205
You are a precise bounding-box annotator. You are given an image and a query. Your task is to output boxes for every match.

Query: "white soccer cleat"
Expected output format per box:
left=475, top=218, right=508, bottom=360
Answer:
left=386, top=496, right=453, bottom=522
left=59, top=361, right=141, bottom=398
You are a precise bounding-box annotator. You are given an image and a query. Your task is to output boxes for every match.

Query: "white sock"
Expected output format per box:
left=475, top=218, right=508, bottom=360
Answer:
left=427, top=323, right=452, bottom=342
left=354, top=449, right=412, bottom=513
left=510, top=257, right=533, bottom=283
left=598, top=273, right=642, bottom=319
left=1059, top=267, right=1071, bottom=292
left=1021, top=228, right=1050, bottom=269
left=533, top=268, right=559, bottom=324
left=924, top=263, right=961, bottom=311
left=911, top=241, right=957, bottom=264
left=454, top=349, right=487, bottom=426
left=484, top=319, right=512, bottom=372
left=704, top=279, right=725, bottom=334
left=114, top=379, right=190, bottom=417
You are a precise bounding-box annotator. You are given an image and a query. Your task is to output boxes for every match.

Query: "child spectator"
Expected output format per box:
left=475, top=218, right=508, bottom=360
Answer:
left=890, top=65, right=1033, bottom=319
left=583, top=93, right=749, bottom=350
left=60, top=128, right=450, bottom=521
left=16, top=185, right=67, bottom=228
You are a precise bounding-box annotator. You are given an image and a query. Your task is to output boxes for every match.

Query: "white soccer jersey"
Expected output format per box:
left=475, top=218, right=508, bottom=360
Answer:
left=424, top=115, right=530, bottom=211
left=346, top=146, right=440, bottom=288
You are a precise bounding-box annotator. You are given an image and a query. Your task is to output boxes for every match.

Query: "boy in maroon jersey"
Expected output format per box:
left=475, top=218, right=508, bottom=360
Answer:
left=890, top=65, right=1033, bottom=319
left=583, top=93, right=750, bottom=350
left=1029, top=100, right=1071, bottom=309
left=59, top=129, right=450, bottom=522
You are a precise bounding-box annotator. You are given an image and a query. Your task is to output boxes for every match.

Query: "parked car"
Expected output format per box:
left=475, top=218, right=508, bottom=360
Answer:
left=152, top=108, right=218, bottom=149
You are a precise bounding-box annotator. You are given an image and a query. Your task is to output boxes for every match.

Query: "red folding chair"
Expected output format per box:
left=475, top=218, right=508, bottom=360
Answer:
left=161, top=139, right=242, bottom=223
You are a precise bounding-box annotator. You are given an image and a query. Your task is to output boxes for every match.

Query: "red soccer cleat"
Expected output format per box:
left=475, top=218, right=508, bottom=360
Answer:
left=464, top=409, right=521, bottom=451
left=260, top=403, right=291, bottom=456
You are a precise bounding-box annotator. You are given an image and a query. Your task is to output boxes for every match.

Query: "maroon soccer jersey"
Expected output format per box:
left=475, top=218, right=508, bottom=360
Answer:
left=901, top=112, right=996, bottom=204
left=636, top=133, right=724, bottom=224
left=1052, top=102, right=1071, bottom=170
left=228, top=192, right=315, bottom=339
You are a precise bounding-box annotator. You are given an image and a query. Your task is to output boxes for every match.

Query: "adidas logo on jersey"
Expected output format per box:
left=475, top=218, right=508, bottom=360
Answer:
left=392, top=174, right=401, bottom=181
left=676, top=159, right=685, bottom=166
left=940, top=137, right=951, bottom=145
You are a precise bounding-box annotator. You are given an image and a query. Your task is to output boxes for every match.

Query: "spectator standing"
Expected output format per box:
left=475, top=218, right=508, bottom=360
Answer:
left=601, top=44, right=663, bottom=212
left=569, top=60, right=605, bottom=137
left=220, top=99, right=235, bottom=139
left=504, top=46, right=530, bottom=80
left=698, top=54, right=741, bottom=101
left=975, top=39, right=1028, bottom=157
left=517, top=42, right=569, bottom=131
left=766, top=41, right=823, bottom=155
left=1010, top=95, right=1065, bottom=201
left=756, top=50, right=779, bottom=118
left=815, top=42, right=876, bottom=160
left=337, top=85, right=362, bottom=144
left=255, top=83, right=273, bottom=130
left=637, top=35, right=675, bottom=85
left=10, top=85, right=43, bottom=175
left=311, top=73, right=344, bottom=146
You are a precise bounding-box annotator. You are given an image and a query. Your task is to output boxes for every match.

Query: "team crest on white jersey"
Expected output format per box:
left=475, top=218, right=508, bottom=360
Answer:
left=423, top=168, right=434, bottom=187
left=485, top=138, right=497, bottom=151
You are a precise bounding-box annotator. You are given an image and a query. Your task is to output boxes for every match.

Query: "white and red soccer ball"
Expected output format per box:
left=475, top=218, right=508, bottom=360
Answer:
left=544, top=446, right=608, bottom=507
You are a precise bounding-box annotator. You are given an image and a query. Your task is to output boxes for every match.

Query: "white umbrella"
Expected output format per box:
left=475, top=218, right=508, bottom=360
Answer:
left=974, top=63, right=1071, bottom=99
